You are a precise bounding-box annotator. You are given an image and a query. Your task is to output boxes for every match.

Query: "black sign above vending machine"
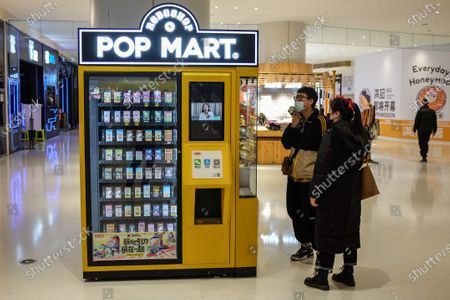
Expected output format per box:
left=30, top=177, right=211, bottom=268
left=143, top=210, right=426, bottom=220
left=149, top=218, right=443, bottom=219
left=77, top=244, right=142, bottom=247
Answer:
left=78, top=3, right=258, bottom=66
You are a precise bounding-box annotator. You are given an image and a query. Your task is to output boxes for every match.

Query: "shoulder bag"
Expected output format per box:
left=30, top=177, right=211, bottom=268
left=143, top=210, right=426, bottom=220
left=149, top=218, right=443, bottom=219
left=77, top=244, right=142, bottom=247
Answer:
left=360, top=162, right=380, bottom=200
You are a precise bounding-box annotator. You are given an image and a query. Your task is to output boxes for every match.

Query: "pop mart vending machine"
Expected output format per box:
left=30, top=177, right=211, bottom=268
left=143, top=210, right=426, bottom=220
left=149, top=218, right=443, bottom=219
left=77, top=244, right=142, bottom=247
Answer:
left=78, top=3, right=259, bottom=280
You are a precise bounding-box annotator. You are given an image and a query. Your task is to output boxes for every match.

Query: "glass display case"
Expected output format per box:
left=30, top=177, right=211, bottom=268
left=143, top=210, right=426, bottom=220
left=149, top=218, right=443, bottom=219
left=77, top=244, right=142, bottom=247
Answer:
left=239, top=77, right=258, bottom=197
left=85, top=73, right=180, bottom=263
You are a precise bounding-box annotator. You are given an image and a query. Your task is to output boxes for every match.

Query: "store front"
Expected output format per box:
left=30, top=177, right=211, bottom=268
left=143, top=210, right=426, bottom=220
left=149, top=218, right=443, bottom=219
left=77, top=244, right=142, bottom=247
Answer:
left=256, top=63, right=335, bottom=164
left=43, top=45, right=60, bottom=139
left=59, top=58, right=78, bottom=130
left=5, top=24, right=61, bottom=152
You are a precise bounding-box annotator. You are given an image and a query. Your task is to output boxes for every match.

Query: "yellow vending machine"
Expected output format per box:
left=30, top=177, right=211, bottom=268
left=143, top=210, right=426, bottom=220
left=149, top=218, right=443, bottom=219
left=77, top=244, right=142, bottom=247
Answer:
left=78, top=3, right=259, bottom=280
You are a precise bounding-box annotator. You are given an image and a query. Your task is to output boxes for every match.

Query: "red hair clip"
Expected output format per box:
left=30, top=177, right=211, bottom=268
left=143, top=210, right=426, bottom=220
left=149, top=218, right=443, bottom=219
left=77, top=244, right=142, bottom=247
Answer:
left=344, top=98, right=355, bottom=111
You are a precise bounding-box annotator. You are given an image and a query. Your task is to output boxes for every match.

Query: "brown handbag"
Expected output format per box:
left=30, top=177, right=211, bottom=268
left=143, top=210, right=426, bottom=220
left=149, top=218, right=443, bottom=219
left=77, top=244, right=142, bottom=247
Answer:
left=360, top=163, right=380, bottom=200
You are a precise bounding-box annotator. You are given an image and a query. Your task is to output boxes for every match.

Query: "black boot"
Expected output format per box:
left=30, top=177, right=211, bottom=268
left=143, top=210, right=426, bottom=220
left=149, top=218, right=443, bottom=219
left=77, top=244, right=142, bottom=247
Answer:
left=332, top=265, right=355, bottom=287
left=304, top=269, right=330, bottom=291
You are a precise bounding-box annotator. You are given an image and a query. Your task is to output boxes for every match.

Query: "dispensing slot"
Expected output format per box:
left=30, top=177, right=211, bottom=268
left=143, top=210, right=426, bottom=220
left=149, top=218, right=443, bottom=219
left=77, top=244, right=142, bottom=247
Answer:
left=195, top=188, right=222, bottom=224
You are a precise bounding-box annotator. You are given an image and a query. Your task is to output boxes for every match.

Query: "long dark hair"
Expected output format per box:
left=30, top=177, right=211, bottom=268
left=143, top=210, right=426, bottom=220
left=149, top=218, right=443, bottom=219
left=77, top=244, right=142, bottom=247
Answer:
left=331, top=97, right=369, bottom=146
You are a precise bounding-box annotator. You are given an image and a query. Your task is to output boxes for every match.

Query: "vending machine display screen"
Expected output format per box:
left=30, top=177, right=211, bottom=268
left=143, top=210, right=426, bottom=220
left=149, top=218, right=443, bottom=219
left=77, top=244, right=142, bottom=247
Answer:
left=189, top=82, right=224, bottom=141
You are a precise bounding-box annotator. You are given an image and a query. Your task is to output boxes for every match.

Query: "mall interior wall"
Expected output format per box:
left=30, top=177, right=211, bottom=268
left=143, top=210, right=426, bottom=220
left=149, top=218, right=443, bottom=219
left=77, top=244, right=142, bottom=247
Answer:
left=354, top=49, right=450, bottom=142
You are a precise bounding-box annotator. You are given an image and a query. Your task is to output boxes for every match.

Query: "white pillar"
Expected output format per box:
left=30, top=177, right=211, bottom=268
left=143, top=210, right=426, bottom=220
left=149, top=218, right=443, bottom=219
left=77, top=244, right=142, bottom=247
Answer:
left=91, top=0, right=210, bottom=29
left=259, top=21, right=306, bottom=64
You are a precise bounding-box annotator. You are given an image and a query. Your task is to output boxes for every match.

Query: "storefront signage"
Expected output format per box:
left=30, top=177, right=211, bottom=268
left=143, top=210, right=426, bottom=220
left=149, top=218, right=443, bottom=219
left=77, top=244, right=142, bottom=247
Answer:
left=9, top=35, right=16, bottom=54
left=44, top=50, right=56, bottom=64
left=79, top=3, right=258, bottom=66
left=28, top=40, right=39, bottom=62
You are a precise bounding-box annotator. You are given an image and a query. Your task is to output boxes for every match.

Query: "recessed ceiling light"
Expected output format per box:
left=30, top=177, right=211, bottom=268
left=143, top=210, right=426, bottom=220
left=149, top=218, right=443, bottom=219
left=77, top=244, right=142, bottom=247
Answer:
left=214, top=6, right=219, bottom=9
left=236, top=22, right=241, bottom=25
left=435, top=10, right=440, bottom=14
left=377, top=49, right=382, bottom=52
left=362, top=35, right=366, bottom=39
left=254, top=7, right=259, bottom=10
left=351, top=43, right=355, bottom=46
left=220, top=21, right=224, bottom=25
left=234, top=6, right=239, bottom=10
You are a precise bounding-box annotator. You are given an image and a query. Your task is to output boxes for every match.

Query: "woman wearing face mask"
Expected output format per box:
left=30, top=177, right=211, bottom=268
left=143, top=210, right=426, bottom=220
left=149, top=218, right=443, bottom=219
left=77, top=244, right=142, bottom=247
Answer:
left=304, top=97, right=370, bottom=291
left=281, top=87, right=328, bottom=263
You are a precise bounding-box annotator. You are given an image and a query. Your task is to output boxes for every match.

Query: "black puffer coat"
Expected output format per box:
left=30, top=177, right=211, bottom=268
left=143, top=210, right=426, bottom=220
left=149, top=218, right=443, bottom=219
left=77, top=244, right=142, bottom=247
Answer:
left=309, top=120, right=368, bottom=254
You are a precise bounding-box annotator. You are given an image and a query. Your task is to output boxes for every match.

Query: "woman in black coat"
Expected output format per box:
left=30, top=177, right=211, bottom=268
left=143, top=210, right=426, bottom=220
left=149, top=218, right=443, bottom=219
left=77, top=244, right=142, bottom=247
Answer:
left=304, top=98, right=370, bottom=291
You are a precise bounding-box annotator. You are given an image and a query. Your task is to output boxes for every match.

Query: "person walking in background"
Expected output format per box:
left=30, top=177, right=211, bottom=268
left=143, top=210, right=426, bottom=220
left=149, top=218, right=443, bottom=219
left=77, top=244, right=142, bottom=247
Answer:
left=281, top=87, right=327, bottom=263
left=304, top=97, right=370, bottom=291
left=413, top=98, right=437, bottom=163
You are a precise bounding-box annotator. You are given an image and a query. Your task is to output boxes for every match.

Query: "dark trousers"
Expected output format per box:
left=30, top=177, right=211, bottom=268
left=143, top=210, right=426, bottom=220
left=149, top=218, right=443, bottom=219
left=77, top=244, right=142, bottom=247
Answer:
left=286, top=178, right=315, bottom=245
left=317, top=250, right=358, bottom=271
left=418, top=130, right=432, bottom=159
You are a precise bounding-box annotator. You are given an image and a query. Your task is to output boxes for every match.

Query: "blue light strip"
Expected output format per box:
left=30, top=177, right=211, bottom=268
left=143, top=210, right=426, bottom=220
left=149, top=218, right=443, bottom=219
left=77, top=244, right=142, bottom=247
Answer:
left=65, top=78, right=69, bottom=118
left=61, top=79, right=65, bottom=113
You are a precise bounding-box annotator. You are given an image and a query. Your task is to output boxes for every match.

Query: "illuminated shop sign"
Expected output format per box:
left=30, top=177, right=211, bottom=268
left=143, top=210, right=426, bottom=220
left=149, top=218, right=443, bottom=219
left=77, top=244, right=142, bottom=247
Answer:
left=45, top=51, right=56, bottom=64
left=9, top=35, right=16, bottom=54
left=79, top=3, right=258, bottom=66
left=28, top=40, right=39, bottom=62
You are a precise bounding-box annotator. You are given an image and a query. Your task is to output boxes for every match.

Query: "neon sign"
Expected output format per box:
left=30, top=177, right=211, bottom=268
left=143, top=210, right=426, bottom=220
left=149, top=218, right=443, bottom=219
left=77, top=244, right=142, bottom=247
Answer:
left=79, top=3, right=258, bottom=66
left=45, top=51, right=56, bottom=64
left=9, top=35, right=16, bottom=54
left=28, top=40, right=39, bottom=62
left=46, top=108, right=58, bottom=132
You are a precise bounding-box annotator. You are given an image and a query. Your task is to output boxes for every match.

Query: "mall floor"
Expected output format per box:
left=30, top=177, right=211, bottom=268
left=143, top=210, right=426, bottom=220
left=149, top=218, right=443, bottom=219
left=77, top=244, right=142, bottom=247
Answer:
left=1, top=130, right=450, bottom=300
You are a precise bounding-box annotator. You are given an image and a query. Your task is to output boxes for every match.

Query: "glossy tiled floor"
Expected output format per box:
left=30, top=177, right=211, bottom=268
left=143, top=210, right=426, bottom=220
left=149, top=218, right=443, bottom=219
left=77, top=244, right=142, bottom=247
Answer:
left=1, top=130, right=450, bottom=299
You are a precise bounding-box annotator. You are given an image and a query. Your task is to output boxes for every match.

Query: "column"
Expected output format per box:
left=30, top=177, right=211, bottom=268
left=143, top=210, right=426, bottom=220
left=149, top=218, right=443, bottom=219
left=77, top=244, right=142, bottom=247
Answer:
left=259, top=21, right=307, bottom=64
left=91, top=0, right=210, bottom=29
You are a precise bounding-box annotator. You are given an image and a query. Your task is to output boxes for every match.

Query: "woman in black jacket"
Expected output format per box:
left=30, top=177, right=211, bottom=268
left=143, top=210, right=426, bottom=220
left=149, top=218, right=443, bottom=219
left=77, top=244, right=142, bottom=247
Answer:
left=304, top=97, right=370, bottom=291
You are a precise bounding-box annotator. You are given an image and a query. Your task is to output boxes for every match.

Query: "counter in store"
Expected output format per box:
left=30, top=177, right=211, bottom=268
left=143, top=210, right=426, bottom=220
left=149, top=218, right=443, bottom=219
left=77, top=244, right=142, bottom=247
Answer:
left=257, top=129, right=290, bottom=165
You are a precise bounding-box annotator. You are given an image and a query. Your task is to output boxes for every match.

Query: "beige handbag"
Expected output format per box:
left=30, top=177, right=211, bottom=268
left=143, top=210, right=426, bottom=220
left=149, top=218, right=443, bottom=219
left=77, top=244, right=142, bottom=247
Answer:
left=290, top=149, right=318, bottom=182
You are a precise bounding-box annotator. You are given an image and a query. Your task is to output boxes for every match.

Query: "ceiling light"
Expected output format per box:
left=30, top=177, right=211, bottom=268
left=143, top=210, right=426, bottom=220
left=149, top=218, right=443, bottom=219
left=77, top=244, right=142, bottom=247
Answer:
left=435, top=10, right=440, bottom=14
left=362, top=35, right=366, bottom=39
left=234, top=6, right=239, bottom=10
left=236, top=22, right=241, bottom=25
left=377, top=49, right=382, bottom=52
left=375, top=36, right=379, bottom=39
left=214, top=6, right=219, bottom=9
left=254, top=7, right=259, bottom=10
left=414, top=44, right=418, bottom=47
left=351, top=43, right=355, bottom=46
left=220, top=21, right=224, bottom=25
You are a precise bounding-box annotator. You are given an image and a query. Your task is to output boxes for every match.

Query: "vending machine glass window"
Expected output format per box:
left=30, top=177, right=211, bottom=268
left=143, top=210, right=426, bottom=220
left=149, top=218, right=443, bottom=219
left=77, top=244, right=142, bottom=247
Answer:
left=239, top=77, right=258, bottom=197
left=85, top=73, right=181, bottom=264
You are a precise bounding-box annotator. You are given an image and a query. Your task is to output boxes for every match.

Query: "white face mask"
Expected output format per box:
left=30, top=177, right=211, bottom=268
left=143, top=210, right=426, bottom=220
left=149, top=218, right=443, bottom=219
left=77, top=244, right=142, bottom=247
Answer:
left=295, top=101, right=305, bottom=112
